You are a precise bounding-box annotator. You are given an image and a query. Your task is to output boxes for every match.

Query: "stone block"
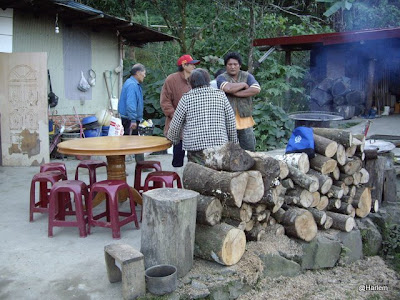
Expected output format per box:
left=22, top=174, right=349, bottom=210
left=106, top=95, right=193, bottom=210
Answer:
left=356, top=218, right=382, bottom=256
left=104, top=243, right=145, bottom=300
left=301, top=234, right=341, bottom=270
left=259, top=253, right=301, bottom=277
left=336, top=229, right=363, bottom=264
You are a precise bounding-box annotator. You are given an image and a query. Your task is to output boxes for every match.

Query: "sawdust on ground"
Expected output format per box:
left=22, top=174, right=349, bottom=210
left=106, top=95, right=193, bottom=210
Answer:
left=177, top=233, right=400, bottom=299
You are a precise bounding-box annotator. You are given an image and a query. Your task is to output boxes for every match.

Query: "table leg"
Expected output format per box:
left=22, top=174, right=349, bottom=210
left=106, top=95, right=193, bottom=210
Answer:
left=91, top=155, right=142, bottom=207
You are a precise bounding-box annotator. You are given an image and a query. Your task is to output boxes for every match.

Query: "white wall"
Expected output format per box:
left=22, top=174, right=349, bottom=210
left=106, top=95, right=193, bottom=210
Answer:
left=0, top=9, right=13, bottom=53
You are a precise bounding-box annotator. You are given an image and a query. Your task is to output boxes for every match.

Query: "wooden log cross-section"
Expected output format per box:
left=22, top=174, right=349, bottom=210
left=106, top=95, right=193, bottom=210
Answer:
left=196, top=195, right=223, bottom=226
left=310, top=153, right=337, bottom=174
left=272, top=207, right=317, bottom=241
left=194, top=223, right=246, bottom=266
left=313, top=134, right=338, bottom=158
left=183, top=162, right=249, bottom=208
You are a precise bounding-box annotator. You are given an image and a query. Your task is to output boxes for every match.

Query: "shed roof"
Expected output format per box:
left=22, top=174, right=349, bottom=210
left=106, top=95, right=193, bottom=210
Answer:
left=1, top=0, right=176, bottom=47
left=253, top=27, right=400, bottom=51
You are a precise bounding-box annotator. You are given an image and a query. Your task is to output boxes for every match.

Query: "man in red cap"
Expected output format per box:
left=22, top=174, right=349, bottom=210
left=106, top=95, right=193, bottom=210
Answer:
left=160, top=54, right=200, bottom=168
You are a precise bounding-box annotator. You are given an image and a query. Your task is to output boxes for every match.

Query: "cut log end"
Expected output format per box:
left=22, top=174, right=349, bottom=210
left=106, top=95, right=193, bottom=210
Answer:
left=294, top=211, right=318, bottom=242
left=222, top=228, right=247, bottom=265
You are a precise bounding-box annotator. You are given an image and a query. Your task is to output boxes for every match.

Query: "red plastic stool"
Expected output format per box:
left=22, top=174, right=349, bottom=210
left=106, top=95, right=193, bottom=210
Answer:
left=40, top=162, right=68, bottom=178
left=134, top=160, right=162, bottom=194
left=87, top=180, right=139, bottom=239
left=40, top=162, right=69, bottom=209
left=143, top=171, right=182, bottom=192
left=75, top=160, right=107, bottom=189
left=29, top=170, right=67, bottom=222
left=48, top=180, right=89, bottom=238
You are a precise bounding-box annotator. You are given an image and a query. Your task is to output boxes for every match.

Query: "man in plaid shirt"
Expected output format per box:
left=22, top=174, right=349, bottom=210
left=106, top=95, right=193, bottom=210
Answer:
left=167, top=69, right=238, bottom=164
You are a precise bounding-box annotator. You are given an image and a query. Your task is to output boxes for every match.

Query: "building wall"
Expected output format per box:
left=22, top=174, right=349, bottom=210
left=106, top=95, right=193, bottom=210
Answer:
left=0, top=9, right=13, bottom=53
left=12, top=10, right=120, bottom=117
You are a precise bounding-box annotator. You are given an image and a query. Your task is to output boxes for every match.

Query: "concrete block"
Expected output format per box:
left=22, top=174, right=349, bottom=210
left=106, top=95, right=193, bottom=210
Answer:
left=104, top=243, right=145, bottom=300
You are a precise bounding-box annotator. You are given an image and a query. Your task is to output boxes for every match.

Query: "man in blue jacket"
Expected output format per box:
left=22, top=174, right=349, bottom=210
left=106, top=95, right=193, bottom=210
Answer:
left=118, top=63, right=146, bottom=163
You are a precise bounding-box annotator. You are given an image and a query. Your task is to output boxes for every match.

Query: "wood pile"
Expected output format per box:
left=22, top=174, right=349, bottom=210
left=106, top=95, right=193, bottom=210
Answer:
left=309, top=76, right=365, bottom=118
left=183, top=134, right=373, bottom=264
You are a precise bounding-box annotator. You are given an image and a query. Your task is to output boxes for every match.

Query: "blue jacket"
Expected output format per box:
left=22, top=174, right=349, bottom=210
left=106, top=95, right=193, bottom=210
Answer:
left=118, top=76, right=144, bottom=121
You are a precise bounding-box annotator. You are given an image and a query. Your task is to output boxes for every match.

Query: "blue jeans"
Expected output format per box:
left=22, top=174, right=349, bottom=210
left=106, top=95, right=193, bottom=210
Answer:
left=237, top=127, right=256, bottom=151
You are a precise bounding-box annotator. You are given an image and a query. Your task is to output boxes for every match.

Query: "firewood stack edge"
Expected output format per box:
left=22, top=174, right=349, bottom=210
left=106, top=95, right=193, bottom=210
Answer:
left=182, top=130, right=373, bottom=265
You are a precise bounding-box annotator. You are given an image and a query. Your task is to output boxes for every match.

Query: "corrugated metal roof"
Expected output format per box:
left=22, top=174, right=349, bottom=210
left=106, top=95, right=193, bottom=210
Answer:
left=1, top=0, right=176, bottom=47
left=253, top=27, right=400, bottom=51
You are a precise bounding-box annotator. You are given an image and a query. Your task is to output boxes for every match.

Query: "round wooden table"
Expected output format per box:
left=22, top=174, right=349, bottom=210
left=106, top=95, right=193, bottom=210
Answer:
left=57, top=136, right=172, bottom=206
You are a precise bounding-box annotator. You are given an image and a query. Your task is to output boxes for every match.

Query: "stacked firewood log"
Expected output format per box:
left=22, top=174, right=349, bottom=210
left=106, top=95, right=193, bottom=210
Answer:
left=183, top=132, right=373, bottom=263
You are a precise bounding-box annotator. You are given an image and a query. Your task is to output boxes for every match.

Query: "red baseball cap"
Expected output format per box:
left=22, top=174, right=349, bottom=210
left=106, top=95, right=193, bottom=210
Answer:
left=177, top=54, right=200, bottom=66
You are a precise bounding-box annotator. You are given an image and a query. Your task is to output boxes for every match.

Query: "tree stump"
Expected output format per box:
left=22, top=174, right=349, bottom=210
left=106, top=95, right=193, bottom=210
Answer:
left=140, top=188, right=199, bottom=278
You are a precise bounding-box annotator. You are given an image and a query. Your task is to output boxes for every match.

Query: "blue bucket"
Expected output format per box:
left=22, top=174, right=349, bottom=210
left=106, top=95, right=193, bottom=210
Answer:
left=84, top=128, right=101, bottom=138
left=101, top=126, right=110, bottom=136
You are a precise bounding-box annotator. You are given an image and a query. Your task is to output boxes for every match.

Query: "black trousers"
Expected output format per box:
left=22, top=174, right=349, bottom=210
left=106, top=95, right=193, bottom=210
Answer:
left=172, top=140, right=185, bottom=167
left=121, top=118, right=144, bottom=163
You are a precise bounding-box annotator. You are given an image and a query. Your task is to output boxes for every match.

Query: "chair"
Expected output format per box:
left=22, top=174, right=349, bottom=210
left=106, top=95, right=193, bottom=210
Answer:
left=87, top=180, right=139, bottom=239
left=40, top=162, right=68, bottom=178
left=29, top=170, right=67, bottom=222
left=142, top=171, right=182, bottom=192
left=40, top=162, right=70, bottom=209
left=134, top=160, right=162, bottom=194
left=75, top=160, right=107, bottom=189
left=48, top=180, right=89, bottom=238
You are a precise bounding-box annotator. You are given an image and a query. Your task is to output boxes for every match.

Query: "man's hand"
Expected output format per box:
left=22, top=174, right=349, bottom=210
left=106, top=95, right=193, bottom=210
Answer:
left=130, top=122, right=137, bottom=130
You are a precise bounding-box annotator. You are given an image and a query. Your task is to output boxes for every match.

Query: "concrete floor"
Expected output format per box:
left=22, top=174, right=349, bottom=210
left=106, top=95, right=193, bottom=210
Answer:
left=0, top=153, right=183, bottom=300
left=0, top=114, right=399, bottom=299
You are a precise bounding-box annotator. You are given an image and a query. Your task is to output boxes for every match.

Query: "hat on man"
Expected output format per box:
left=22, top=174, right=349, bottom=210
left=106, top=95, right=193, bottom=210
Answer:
left=177, top=54, right=200, bottom=66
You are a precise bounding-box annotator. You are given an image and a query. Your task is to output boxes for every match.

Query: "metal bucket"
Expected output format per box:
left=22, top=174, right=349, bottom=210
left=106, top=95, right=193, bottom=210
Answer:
left=145, top=264, right=177, bottom=295
left=289, top=111, right=343, bottom=128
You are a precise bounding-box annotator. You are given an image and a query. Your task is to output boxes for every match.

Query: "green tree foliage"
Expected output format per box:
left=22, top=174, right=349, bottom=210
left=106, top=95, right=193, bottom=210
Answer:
left=77, top=0, right=400, bottom=150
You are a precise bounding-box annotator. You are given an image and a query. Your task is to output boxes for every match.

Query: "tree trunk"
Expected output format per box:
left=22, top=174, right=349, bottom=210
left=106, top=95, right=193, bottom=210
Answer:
left=353, top=187, right=372, bottom=218
left=242, top=171, right=264, bottom=203
left=313, top=134, right=338, bottom=158
left=281, top=178, right=295, bottom=189
left=250, top=157, right=280, bottom=191
left=316, top=195, right=329, bottom=210
left=327, top=185, right=344, bottom=199
left=339, top=157, right=363, bottom=175
left=307, top=207, right=327, bottom=225
left=183, top=162, right=248, bottom=207
left=272, top=207, right=318, bottom=241
left=194, top=223, right=246, bottom=266
left=365, top=156, right=385, bottom=205
left=246, top=151, right=289, bottom=179
left=222, top=203, right=252, bottom=223
left=312, top=128, right=353, bottom=148
left=334, top=144, right=347, bottom=166
left=325, top=211, right=355, bottom=232
left=203, top=142, right=254, bottom=171
left=265, top=224, right=285, bottom=236
left=141, top=188, right=198, bottom=277
left=310, top=153, right=337, bottom=174
left=274, top=153, right=310, bottom=174
left=288, top=165, right=319, bottom=192
left=307, top=169, right=333, bottom=194
left=286, top=187, right=314, bottom=208
left=318, top=215, right=333, bottom=230
left=196, top=195, right=223, bottom=226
